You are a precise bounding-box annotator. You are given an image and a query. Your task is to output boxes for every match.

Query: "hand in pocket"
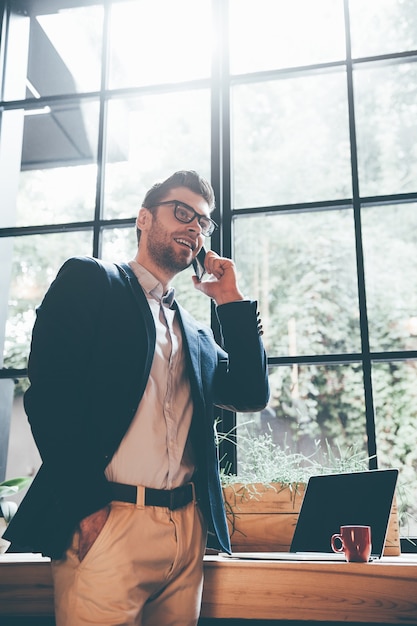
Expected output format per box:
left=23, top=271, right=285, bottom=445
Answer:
left=78, top=505, right=110, bottom=561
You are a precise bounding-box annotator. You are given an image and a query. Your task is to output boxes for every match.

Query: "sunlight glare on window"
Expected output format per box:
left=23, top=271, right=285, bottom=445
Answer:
left=229, top=0, right=346, bottom=74
left=349, top=0, right=417, bottom=57
left=109, top=0, right=212, bottom=89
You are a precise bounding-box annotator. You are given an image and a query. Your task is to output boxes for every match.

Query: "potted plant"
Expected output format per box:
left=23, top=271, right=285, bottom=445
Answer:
left=0, top=476, right=32, bottom=553
left=218, top=425, right=400, bottom=555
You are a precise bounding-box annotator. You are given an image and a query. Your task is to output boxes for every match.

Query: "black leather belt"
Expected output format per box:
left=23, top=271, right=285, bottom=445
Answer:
left=109, top=481, right=195, bottom=510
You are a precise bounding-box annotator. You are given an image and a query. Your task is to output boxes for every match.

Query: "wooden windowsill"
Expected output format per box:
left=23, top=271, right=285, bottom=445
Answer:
left=1, top=552, right=417, bottom=623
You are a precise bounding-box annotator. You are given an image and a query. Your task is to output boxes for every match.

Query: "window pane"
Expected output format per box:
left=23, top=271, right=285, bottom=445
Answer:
left=3, top=232, right=93, bottom=369
left=349, top=0, right=417, bottom=58
left=354, top=61, right=417, bottom=197
left=101, top=226, right=137, bottom=264
left=109, top=0, right=211, bottom=89
left=104, top=92, right=210, bottom=219
left=5, top=5, right=103, bottom=100
left=232, top=72, right=351, bottom=208
left=11, top=100, right=100, bottom=227
left=373, top=360, right=417, bottom=537
left=16, top=164, right=98, bottom=227
left=229, top=0, right=346, bottom=74
left=4, top=3, right=103, bottom=100
left=236, top=363, right=367, bottom=479
left=362, top=203, right=417, bottom=352
left=233, top=210, right=361, bottom=356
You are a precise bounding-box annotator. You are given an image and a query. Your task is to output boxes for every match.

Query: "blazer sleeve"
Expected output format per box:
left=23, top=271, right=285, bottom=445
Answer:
left=212, top=299, right=269, bottom=412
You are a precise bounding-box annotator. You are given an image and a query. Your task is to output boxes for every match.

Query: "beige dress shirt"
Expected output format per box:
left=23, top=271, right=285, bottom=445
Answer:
left=105, top=261, right=195, bottom=489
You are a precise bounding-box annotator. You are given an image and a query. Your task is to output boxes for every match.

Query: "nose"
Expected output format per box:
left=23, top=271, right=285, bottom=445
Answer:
left=187, top=217, right=203, bottom=234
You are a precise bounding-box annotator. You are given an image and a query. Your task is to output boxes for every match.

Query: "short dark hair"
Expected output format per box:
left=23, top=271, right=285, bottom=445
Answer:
left=136, top=170, right=215, bottom=243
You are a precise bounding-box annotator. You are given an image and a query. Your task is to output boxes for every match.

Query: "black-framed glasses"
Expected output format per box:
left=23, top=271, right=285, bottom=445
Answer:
left=150, top=200, right=218, bottom=237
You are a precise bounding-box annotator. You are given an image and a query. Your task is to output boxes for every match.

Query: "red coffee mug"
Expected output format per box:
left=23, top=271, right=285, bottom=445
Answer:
left=331, top=525, right=372, bottom=562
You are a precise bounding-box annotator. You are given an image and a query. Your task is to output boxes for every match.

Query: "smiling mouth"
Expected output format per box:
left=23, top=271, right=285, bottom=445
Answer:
left=174, top=237, right=194, bottom=251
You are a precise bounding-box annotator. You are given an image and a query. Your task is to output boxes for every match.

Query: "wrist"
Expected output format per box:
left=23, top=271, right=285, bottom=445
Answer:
left=214, top=291, right=245, bottom=306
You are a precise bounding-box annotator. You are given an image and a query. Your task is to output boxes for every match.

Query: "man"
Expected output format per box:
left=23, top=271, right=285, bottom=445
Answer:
left=5, top=170, right=269, bottom=625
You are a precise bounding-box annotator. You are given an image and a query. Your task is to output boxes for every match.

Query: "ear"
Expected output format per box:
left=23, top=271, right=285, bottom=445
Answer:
left=136, top=206, right=152, bottom=232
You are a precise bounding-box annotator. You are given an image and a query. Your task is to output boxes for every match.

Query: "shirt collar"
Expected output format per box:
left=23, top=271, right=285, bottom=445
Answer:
left=128, top=260, right=175, bottom=308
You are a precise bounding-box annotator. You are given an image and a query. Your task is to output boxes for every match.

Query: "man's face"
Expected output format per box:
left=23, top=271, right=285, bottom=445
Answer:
left=137, top=186, right=210, bottom=278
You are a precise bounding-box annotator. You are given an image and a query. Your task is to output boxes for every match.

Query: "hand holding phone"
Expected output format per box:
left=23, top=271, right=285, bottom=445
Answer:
left=192, top=248, right=245, bottom=304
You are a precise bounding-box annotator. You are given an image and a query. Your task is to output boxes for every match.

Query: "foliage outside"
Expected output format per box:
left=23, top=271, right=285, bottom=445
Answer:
left=218, top=423, right=371, bottom=489
left=0, top=477, right=32, bottom=523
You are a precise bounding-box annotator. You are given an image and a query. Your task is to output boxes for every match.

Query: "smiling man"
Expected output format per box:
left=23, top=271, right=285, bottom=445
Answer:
left=5, top=170, right=269, bottom=626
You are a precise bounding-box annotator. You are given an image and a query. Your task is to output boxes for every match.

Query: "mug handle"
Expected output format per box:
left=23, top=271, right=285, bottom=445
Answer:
left=331, top=533, right=344, bottom=553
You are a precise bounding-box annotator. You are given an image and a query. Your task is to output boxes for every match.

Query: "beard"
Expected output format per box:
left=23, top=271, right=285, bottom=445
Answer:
left=146, top=218, right=192, bottom=275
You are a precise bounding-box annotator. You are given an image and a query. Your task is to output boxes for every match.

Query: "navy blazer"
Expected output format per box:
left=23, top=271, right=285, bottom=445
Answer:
left=5, top=256, right=269, bottom=558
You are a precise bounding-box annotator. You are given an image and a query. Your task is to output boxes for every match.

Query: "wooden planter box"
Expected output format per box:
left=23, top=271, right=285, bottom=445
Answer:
left=222, top=482, right=401, bottom=555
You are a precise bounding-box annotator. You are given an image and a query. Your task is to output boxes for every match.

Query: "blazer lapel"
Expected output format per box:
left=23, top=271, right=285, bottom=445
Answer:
left=173, top=302, right=206, bottom=409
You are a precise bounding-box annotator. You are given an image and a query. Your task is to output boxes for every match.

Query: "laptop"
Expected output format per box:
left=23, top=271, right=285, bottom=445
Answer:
left=223, top=468, right=398, bottom=562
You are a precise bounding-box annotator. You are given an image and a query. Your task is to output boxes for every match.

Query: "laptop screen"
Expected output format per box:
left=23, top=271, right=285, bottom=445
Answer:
left=290, top=469, right=398, bottom=557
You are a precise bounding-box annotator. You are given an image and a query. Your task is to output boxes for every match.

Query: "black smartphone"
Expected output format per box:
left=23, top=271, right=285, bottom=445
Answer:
left=192, top=246, right=207, bottom=281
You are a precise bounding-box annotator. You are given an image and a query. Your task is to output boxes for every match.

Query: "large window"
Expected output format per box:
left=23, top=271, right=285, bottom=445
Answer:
left=1, top=0, right=416, bottom=541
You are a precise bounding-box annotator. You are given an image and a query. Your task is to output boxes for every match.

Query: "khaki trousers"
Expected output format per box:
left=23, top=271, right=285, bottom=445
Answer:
left=51, top=499, right=207, bottom=626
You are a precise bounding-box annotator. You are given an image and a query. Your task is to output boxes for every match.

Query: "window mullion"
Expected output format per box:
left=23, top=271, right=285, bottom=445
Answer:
left=344, top=0, right=377, bottom=468
left=93, top=1, right=111, bottom=258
